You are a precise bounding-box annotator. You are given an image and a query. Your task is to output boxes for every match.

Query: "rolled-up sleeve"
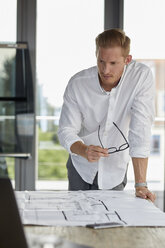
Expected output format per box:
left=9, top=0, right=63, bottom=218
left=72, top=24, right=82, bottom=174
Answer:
left=58, top=79, right=84, bottom=153
left=129, top=68, right=155, bottom=158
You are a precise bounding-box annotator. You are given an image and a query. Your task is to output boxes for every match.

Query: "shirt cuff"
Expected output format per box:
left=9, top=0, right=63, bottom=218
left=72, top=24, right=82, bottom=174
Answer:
left=129, top=146, right=150, bottom=158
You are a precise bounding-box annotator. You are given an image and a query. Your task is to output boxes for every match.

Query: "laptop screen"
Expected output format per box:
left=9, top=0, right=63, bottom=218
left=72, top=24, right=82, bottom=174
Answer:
left=0, top=177, right=28, bottom=248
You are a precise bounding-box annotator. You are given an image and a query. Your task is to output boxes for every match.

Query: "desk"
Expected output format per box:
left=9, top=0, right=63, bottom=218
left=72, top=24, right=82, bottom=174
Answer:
left=18, top=190, right=165, bottom=247
left=25, top=226, right=165, bottom=248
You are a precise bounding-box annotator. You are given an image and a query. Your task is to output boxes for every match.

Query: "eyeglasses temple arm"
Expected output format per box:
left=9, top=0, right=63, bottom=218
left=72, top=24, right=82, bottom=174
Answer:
left=113, top=122, right=129, bottom=144
left=98, top=125, right=104, bottom=148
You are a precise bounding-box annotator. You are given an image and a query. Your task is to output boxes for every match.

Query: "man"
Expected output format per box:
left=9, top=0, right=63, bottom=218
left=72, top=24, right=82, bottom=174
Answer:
left=58, top=29, right=156, bottom=202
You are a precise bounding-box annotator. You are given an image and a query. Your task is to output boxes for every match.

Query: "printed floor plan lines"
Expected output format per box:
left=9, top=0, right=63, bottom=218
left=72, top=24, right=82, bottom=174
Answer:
left=15, top=190, right=165, bottom=227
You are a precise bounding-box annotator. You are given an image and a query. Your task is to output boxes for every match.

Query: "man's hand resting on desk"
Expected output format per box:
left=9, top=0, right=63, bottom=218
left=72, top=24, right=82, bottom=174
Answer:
left=135, top=186, right=156, bottom=202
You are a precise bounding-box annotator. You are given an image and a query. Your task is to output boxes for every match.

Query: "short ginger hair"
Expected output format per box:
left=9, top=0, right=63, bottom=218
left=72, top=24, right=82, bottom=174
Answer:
left=95, top=28, right=131, bottom=58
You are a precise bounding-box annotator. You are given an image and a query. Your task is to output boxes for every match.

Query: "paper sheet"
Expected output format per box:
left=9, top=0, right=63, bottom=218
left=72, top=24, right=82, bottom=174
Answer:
left=15, top=190, right=165, bottom=227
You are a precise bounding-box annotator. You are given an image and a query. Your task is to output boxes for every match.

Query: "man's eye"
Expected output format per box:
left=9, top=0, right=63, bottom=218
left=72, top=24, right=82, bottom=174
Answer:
left=111, top=62, right=116, bottom=65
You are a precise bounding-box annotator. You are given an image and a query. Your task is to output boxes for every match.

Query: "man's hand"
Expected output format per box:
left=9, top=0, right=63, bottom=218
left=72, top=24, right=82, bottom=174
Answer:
left=135, top=186, right=156, bottom=202
left=70, top=141, right=109, bottom=162
left=85, top=145, right=109, bottom=162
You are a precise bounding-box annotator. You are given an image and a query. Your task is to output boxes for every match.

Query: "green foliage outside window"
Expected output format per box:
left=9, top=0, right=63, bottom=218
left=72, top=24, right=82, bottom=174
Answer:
left=3, top=158, right=14, bottom=179
left=38, top=149, right=68, bottom=180
left=38, top=127, right=68, bottom=180
left=6, top=127, right=69, bottom=181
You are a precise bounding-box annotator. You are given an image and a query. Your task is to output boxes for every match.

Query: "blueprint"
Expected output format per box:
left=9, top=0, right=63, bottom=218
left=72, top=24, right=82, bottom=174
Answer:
left=15, top=190, right=165, bottom=228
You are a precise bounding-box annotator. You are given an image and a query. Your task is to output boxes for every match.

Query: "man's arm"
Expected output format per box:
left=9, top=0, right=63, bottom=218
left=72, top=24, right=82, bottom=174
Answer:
left=132, top=157, right=156, bottom=202
left=70, top=141, right=109, bottom=162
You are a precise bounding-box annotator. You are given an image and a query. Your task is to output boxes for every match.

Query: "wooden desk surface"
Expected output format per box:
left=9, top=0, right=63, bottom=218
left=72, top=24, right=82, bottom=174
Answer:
left=25, top=226, right=165, bottom=248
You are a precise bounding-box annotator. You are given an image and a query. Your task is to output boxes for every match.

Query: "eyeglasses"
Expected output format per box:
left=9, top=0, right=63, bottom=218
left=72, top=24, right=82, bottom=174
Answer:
left=98, top=122, right=129, bottom=154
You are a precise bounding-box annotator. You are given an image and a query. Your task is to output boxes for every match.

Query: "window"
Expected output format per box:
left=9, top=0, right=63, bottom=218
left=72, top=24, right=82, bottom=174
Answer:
left=0, top=0, right=17, bottom=180
left=36, top=0, right=104, bottom=189
left=124, top=0, right=165, bottom=210
left=0, top=0, right=17, bottom=42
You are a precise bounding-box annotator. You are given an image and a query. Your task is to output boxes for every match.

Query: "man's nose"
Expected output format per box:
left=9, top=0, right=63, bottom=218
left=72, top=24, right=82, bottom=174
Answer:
left=102, top=64, right=111, bottom=74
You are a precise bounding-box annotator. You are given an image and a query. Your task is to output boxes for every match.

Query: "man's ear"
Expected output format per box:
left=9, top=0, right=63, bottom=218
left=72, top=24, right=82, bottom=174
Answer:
left=125, top=55, right=132, bottom=65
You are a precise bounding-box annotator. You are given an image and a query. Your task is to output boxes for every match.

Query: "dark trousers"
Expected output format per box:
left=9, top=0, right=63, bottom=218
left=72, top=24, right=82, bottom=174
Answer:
left=66, top=156, right=127, bottom=191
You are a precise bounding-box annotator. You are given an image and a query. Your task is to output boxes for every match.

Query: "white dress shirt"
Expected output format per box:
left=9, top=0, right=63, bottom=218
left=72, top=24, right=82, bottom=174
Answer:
left=58, top=60, right=155, bottom=189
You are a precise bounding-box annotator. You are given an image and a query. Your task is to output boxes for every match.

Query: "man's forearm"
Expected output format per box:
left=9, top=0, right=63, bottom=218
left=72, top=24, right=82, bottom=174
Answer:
left=70, top=141, right=88, bottom=158
left=132, top=157, right=148, bottom=183
left=132, top=157, right=156, bottom=202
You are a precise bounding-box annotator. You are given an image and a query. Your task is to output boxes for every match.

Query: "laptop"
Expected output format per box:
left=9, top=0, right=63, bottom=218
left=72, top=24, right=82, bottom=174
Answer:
left=0, top=177, right=92, bottom=248
left=0, top=177, right=28, bottom=247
